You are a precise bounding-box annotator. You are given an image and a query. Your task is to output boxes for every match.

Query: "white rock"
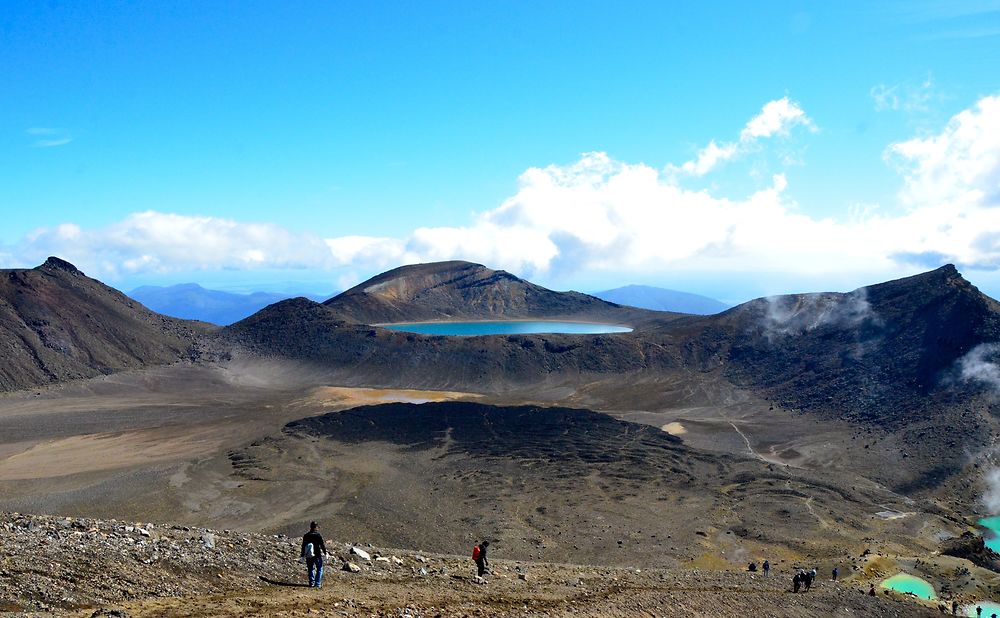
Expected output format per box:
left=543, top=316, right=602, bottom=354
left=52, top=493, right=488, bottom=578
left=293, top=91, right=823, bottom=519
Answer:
left=350, top=546, right=371, bottom=561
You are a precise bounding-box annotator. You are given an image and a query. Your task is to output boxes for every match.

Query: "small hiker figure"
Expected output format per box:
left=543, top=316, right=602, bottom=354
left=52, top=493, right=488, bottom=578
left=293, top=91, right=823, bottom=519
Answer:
left=792, top=571, right=801, bottom=593
left=301, top=521, right=327, bottom=588
left=868, top=584, right=877, bottom=596
left=804, top=568, right=814, bottom=591
left=748, top=561, right=757, bottom=572
left=473, top=540, right=490, bottom=578
left=762, top=560, right=770, bottom=576
left=976, top=605, right=982, bottom=617
left=952, top=600, right=959, bottom=615
left=832, top=566, right=838, bottom=581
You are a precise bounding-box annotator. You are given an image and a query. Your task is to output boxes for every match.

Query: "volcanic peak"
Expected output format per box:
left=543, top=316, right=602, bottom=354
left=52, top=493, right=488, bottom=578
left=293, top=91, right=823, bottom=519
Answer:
left=38, top=256, right=83, bottom=274
left=323, top=260, right=630, bottom=324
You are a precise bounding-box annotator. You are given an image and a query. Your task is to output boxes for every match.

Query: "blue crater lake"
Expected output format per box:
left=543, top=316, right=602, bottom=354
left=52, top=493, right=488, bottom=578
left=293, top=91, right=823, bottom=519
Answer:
left=381, top=321, right=633, bottom=336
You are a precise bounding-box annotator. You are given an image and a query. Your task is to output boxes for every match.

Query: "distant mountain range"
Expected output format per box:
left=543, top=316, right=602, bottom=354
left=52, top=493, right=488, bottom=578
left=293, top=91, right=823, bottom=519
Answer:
left=129, top=283, right=332, bottom=326
left=593, top=285, right=729, bottom=315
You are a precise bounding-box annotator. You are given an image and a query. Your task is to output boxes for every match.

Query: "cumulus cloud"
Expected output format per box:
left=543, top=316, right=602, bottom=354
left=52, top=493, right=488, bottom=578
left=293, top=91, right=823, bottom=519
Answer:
left=367, top=94, right=997, bottom=278
left=680, top=141, right=740, bottom=176
left=676, top=97, right=815, bottom=176
left=7, top=94, right=1000, bottom=285
left=376, top=155, right=886, bottom=278
left=740, top=97, right=814, bottom=141
left=884, top=94, right=1000, bottom=269
left=16, top=211, right=334, bottom=277
left=888, top=95, right=1000, bottom=207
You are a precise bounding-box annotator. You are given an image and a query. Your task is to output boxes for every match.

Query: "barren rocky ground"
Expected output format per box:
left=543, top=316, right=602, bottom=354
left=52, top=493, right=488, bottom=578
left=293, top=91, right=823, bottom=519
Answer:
left=0, top=512, right=943, bottom=617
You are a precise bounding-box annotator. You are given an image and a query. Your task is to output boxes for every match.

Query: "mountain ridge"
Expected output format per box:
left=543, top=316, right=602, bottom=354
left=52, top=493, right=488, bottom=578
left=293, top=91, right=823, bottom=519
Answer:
left=129, top=282, right=332, bottom=326
left=594, top=284, right=730, bottom=314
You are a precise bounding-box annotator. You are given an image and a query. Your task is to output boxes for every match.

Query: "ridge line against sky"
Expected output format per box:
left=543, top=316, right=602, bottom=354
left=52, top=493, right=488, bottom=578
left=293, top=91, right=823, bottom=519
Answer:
left=2, top=2, right=999, bottom=302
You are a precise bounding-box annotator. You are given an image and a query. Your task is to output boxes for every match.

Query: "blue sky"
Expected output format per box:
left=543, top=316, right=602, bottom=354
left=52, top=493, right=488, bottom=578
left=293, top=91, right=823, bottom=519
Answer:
left=2, top=1, right=1000, bottom=302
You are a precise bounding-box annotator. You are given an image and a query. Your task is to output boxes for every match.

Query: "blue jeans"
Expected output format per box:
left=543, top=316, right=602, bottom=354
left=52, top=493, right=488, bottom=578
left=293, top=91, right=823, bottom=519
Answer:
left=307, top=556, right=324, bottom=587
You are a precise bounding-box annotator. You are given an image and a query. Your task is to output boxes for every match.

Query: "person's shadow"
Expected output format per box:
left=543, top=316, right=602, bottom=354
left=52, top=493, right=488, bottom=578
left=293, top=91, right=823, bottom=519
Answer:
left=259, top=576, right=311, bottom=588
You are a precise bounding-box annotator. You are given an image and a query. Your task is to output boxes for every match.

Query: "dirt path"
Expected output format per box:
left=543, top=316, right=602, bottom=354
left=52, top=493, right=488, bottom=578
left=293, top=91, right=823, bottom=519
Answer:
left=85, top=567, right=940, bottom=618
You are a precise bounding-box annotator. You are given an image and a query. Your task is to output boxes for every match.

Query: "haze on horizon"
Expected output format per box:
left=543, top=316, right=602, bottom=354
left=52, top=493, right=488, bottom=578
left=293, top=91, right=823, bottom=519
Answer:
left=2, top=1, right=1000, bottom=305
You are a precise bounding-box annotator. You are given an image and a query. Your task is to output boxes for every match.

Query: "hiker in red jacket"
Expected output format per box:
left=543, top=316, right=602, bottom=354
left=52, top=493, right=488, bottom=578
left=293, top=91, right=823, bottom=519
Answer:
left=473, top=541, right=490, bottom=577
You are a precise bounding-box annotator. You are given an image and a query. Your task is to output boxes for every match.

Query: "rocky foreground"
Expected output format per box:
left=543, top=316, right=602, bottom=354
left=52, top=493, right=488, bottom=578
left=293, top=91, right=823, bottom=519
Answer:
left=0, top=512, right=939, bottom=617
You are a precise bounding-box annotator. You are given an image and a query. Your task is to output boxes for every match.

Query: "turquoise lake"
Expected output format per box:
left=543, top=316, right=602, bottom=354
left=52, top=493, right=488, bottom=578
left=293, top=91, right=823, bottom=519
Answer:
left=965, top=601, right=1000, bottom=617
left=381, top=321, right=633, bottom=336
left=880, top=573, right=936, bottom=600
left=980, top=516, right=1000, bottom=553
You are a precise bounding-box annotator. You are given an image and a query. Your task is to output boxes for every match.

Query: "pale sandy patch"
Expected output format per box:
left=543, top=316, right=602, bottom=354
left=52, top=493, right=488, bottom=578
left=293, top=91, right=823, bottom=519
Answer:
left=661, top=421, right=687, bottom=435
left=300, top=386, right=480, bottom=409
left=0, top=426, right=227, bottom=480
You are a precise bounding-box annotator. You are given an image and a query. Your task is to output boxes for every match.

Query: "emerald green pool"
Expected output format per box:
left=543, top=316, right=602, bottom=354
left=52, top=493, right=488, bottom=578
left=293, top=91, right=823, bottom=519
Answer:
left=964, top=601, right=1000, bottom=617
left=980, top=516, right=1000, bottom=553
left=880, top=573, right=936, bottom=600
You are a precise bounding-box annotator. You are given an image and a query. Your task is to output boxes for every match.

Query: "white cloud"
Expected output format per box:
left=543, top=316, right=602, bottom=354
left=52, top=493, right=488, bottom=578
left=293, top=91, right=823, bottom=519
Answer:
left=883, top=94, right=1000, bottom=269
left=333, top=94, right=997, bottom=278
left=871, top=76, right=935, bottom=113
left=399, top=155, right=889, bottom=278
left=17, top=211, right=334, bottom=277
left=674, top=97, right=814, bottom=177
left=888, top=94, right=1000, bottom=208
left=679, top=141, right=740, bottom=176
left=26, top=127, right=72, bottom=148
left=871, top=84, right=902, bottom=112
left=8, top=94, right=1000, bottom=286
left=325, top=235, right=406, bottom=267
left=739, top=97, right=813, bottom=141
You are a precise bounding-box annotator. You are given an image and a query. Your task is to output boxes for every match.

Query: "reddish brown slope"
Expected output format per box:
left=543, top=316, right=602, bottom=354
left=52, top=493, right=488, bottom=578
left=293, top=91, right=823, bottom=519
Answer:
left=0, top=257, right=211, bottom=392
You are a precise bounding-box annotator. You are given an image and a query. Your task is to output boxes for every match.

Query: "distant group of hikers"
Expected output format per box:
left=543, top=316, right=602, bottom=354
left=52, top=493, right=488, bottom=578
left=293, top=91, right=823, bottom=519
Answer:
left=748, top=560, right=842, bottom=594
left=298, top=523, right=996, bottom=614
left=791, top=568, right=818, bottom=592
left=298, top=521, right=490, bottom=587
